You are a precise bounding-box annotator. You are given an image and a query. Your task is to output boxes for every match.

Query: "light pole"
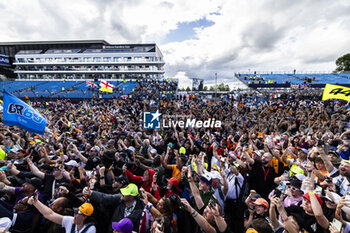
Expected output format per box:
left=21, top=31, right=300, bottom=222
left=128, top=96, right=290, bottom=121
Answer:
left=215, top=73, right=217, bottom=99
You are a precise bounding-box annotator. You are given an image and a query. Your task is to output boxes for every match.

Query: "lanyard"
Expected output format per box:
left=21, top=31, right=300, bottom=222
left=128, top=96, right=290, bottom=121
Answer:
left=262, top=166, right=270, bottom=181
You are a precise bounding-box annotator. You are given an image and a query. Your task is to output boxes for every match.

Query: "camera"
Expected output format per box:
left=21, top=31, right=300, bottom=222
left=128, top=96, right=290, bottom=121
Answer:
left=168, top=194, right=184, bottom=210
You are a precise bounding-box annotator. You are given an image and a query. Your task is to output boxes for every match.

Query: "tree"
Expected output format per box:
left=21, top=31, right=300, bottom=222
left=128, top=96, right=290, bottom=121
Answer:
left=209, top=86, right=215, bottom=91
left=185, top=86, right=191, bottom=91
left=224, top=84, right=230, bottom=91
left=335, top=53, right=350, bottom=72
left=203, top=86, right=208, bottom=91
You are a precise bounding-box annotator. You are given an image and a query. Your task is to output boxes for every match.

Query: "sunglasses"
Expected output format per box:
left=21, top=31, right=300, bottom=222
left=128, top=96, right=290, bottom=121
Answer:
left=74, top=210, right=84, bottom=215
left=290, top=187, right=298, bottom=191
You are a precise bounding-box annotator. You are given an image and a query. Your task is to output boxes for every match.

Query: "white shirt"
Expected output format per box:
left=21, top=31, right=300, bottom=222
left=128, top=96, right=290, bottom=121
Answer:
left=61, top=216, right=96, bottom=233
left=333, top=175, right=350, bottom=196
left=225, top=171, right=244, bottom=200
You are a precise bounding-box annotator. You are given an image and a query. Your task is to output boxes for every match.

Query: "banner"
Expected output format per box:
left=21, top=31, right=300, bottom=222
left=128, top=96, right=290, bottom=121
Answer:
left=3, top=91, right=48, bottom=135
left=0, top=55, right=10, bottom=66
left=322, top=84, right=350, bottom=101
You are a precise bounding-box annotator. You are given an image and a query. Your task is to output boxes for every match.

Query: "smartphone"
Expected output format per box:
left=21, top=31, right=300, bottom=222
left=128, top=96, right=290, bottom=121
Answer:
left=332, top=218, right=342, bottom=232
left=345, top=191, right=350, bottom=201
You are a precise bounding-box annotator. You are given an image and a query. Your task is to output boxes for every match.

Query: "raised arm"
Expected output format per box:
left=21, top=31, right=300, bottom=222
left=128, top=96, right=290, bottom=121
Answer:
left=309, top=192, right=329, bottom=229
left=27, top=158, right=45, bottom=179
left=28, top=194, right=63, bottom=225
left=187, top=166, right=204, bottom=210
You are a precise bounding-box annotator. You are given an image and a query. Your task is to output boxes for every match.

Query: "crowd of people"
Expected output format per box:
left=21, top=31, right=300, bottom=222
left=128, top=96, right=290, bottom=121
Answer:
left=0, top=90, right=349, bottom=233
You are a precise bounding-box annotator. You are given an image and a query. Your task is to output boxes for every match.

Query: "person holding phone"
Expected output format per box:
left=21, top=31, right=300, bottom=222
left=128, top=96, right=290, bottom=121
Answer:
left=28, top=193, right=96, bottom=233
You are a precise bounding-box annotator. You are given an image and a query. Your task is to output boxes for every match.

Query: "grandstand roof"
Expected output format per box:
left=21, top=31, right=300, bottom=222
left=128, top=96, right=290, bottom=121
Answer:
left=0, top=40, right=109, bottom=46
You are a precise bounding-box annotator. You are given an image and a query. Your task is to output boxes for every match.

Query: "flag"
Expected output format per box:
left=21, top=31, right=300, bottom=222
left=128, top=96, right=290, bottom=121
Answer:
left=322, top=84, right=350, bottom=101
left=86, top=81, right=95, bottom=88
left=3, top=91, right=48, bottom=135
left=99, top=80, right=113, bottom=93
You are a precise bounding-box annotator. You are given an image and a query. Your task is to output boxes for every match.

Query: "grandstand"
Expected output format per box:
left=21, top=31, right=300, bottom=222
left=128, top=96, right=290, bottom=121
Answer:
left=235, top=72, right=350, bottom=88
left=0, top=40, right=177, bottom=100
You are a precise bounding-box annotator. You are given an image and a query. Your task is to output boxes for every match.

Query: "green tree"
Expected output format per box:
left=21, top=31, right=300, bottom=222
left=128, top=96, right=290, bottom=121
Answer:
left=224, top=84, right=230, bottom=91
left=335, top=53, right=350, bottom=72
left=185, top=86, right=191, bottom=91
left=209, top=86, right=215, bottom=91
left=203, top=86, right=208, bottom=91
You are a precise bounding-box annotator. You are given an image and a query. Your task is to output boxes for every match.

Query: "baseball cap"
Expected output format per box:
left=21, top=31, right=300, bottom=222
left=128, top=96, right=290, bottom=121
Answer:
left=150, top=148, right=157, bottom=154
left=246, top=228, right=258, bottom=233
left=179, top=147, right=186, bottom=154
left=199, top=173, right=212, bottom=186
left=108, top=139, right=115, bottom=144
left=25, top=177, right=42, bottom=190
left=289, top=179, right=302, bottom=189
left=324, top=191, right=341, bottom=204
left=0, top=166, right=10, bottom=172
left=38, top=164, right=53, bottom=172
left=64, top=160, right=78, bottom=167
left=210, top=171, right=222, bottom=183
left=120, top=183, right=139, bottom=196
left=115, top=175, right=129, bottom=187
left=128, top=146, right=135, bottom=153
left=253, top=150, right=262, bottom=157
left=76, top=202, right=94, bottom=216
left=112, top=218, right=133, bottom=233
left=301, top=148, right=308, bottom=154
left=167, top=177, right=179, bottom=188
left=254, top=198, right=269, bottom=208
left=303, top=192, right=323, bottom=206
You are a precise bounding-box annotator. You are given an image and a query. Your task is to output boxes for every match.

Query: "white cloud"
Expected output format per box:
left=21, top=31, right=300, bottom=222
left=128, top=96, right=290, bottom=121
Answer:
left=0, top=0, right=350, bottom=87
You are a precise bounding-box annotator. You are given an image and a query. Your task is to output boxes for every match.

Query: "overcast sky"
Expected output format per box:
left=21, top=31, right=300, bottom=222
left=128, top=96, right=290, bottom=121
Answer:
left=1, top=0, right=349, bottom=88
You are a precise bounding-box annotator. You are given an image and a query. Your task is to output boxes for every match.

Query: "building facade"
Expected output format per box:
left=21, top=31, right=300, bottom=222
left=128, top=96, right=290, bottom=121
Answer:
left=0, top=40, right=165, bottom=80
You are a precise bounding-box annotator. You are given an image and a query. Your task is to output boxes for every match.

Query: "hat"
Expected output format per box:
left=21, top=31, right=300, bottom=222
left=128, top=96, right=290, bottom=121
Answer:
left=167, top=177, right=180, bottom=188
left=25, top=177, right=42, bottom=189
left=289, top=178, right=302, bottom=189
left=210, top=171, right=222, bottom=182
left=120, top=183, right=138, bottom=196
left=0, top=166, right=10, bottom=172
left=150, top=148, right=157, bottom=154
left=115, top=175, right=129, bottom=187
left=301, top=148, right=308, bottom=154
left=108, top=139, right=115, bottom=144
left=328, top=151, right=340, bottom=157
left=253, top=150, right=262, bottom=157
left=251, top=193, right=261, bottom=201
left=179, top=147, right=186, bottom=154
left=93, top=146, right=100, bottom=153
left=64, top=160, right=78, bottom=167
left=330, top=146, right=338, bottom=151
left=254, top=198, right=269, bottom=208
left=324, top=191, right=341, bottom=204
left=246, top=228, right=258, bottom=233
left=303, top=192, right=323, bottom=206
left=128, top=146, right=135, bottom=153
left=77, top=202, right=94, bottom=216
left=112, top=218, right=133, bottom=233
left=199, top=173, right=212, bottom=186
left=38, top=164, right=53, bottom=172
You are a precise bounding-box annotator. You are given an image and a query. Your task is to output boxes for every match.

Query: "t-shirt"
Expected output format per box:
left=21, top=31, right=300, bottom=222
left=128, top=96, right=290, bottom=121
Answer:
left=61, top=216, right=96, bottom=233
left=171, top=165, right=181, bottom=182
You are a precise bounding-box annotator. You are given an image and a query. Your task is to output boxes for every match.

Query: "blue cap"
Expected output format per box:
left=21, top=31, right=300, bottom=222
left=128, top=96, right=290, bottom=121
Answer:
left=301, top=148, right=308, bottom=154
left=0, top=166, right=9, bottom=172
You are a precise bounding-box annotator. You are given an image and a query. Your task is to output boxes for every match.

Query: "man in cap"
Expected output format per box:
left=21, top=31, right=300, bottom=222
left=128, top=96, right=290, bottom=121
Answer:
left=244, top=198, right=270, bottom=229
left=83, top=183, right=144, bottom=233
left=210, top=170, right=228, bottom=214
left=28, top=194, right=96, bottom=233
left=72, top=144, right=101, bottom=170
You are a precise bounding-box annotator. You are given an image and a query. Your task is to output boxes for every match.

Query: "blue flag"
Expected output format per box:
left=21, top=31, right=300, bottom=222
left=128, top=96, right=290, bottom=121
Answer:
left=3, top=91, right=47, bottom=135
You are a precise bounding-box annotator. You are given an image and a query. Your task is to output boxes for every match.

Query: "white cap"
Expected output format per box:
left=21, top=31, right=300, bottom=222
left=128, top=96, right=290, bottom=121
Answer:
left=128, top=146, right=135, bottom=153
left=210, top=171, right=222, bottom=182
left=65, top=160, right=78, bottom=167
left=150, top=149, right=157, bottom=154
left=253, top=150, right=262, bottom=157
